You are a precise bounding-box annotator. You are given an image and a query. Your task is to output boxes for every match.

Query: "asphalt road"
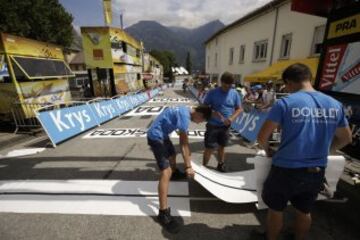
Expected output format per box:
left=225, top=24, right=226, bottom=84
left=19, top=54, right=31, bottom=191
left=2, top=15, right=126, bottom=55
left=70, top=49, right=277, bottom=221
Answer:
left=0, top=88, right=359, bottom=240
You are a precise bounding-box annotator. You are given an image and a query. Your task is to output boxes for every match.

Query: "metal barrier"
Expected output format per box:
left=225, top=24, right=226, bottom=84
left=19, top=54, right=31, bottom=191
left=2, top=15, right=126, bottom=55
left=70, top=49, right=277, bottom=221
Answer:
left=11, top=101, right=90, bottom=134
left=11, top=102, right=49, bottom=134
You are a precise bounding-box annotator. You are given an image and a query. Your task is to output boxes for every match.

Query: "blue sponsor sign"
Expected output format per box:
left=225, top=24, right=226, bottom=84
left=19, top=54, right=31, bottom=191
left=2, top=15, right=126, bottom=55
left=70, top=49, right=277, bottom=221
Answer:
left=37, top=105, right=98, bottom=145
left=113, top=96, right=132, bottom=115
left=89, top=100, right=118, bottom=124
left=37, top=89, right=159, bottom=146
left=231, top=109, right=269, bottom=142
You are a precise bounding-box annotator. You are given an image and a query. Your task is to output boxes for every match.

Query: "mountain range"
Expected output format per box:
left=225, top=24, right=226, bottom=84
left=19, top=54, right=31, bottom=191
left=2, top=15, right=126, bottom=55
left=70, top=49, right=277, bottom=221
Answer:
left=125, top=20, right=225, bottom=71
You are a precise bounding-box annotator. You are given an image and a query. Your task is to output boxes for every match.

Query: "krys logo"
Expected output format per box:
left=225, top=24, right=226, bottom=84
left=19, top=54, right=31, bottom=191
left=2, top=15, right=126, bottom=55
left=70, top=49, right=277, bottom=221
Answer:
left=49, top=109, right=92, bottom=132
left=233, top=112, right=260, bottom=133
left=92, top=102, right=116, bottom=119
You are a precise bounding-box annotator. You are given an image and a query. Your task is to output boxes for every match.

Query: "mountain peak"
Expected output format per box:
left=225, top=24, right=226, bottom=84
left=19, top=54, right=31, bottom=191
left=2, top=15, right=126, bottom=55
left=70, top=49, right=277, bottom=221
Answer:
left=125, top=20, right=224, bottom=70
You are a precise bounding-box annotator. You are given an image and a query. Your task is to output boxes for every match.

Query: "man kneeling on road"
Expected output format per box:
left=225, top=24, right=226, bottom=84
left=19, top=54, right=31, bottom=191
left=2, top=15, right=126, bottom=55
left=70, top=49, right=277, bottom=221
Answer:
left=147, top=105, right=212, bottom=233
left=203, top=72, right=243, bottom=172
left=257, top=64, right=352, bottom=240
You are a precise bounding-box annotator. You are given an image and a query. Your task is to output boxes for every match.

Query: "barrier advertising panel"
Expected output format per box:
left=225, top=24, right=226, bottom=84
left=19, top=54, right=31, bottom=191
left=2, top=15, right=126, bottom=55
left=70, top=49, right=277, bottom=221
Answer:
left=37, top=88, right=160, bottom=146
left=231, top=109, right=268, bottom=142
left=37, top=104, right=99, bottom=145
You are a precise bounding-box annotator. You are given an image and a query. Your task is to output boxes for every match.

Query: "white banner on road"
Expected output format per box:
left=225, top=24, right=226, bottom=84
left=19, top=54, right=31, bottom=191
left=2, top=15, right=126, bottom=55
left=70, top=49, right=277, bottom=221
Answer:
left=125, top=106, right=167, bottom=116
left=149, top=98, right=192, bottom=103
left=0, top=180, right=190, bottom=216
left=83, top=128, right=205, bottom=139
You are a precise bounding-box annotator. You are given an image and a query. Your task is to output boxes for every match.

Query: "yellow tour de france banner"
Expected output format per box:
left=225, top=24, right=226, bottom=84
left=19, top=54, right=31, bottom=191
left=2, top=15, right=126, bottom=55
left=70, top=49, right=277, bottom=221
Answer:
left=328, top=13, right=360, bottom=39
left=0, top=33, right=64, bottom=59
left=103, top=0, right=112, bottom=25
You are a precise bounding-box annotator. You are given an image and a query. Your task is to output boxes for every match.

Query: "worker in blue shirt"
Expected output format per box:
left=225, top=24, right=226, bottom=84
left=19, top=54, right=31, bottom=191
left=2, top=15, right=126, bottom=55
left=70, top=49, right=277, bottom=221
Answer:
left=202, top=72, right=243, bottom=172
left=258, top=64, right=352, bottom=240
left=147, top=105, right=212, bottom=233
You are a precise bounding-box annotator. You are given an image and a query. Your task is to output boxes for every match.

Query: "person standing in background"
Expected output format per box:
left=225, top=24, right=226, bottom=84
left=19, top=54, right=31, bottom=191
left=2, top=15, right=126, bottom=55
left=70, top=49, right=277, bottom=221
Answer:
left=202, top=72, right=243, bottom=172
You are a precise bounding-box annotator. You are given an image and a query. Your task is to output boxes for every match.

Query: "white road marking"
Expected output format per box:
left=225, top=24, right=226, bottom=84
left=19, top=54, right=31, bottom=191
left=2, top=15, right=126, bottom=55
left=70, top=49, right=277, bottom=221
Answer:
left=82, top=128, right=147, bottom=139
left=0, top=148, right=46, bottom=159
left=0, top=195, right=190, bottom=216
left=170, top=130, right=205, bottom=139
left=82, top=129, right=205, bottom=140
left=0, top=180, right=190, bottom=216
left=125, top=106, right=166, bottom=116
left=0, top=180, right=188, bottom=196
left=149, top=98, right=192, bottom=103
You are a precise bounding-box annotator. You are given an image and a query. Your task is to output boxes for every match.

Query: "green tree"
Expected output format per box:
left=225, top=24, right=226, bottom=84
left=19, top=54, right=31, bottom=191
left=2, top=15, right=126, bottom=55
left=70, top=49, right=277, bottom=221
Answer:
left=0, top=0, right=74, bottom=47
left=150, top=50, right=177, bottom=81
left=185, top=51, right=192, bottom=74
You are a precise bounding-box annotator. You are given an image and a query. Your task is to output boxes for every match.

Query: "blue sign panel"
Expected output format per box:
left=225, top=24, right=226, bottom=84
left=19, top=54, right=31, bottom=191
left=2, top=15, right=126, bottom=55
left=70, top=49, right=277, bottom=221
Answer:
left=37, top=89, right=159, bottom=146
left=89, top=100, right=118, bottom=124
left=231, top=109, right=268, bottom=142
left=37, top=105, right=98, bottom=145
left=113, top=96, right=132, bottom=115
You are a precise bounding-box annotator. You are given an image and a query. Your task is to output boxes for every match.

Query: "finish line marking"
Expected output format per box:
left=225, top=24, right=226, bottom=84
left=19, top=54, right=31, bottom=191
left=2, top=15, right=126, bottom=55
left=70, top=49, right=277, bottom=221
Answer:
left=0, top=180, right=190, bottom=216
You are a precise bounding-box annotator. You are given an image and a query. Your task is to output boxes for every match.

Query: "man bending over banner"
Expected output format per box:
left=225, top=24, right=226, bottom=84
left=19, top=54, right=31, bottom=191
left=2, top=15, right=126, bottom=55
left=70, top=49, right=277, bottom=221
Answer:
left=203, top=72, right=243, bottom=172
left=147, top=105, right=212, bottom=233
left=257, top=64, right=352, bottom=240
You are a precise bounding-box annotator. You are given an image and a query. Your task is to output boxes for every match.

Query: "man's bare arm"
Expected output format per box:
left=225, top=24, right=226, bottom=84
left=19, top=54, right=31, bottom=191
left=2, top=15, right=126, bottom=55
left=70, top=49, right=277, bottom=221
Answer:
left=229, top=106, right=243, bottom=122
left=330, top=127, right=352, bottom=153
left=222, top=106, right=243, bottom=126
left=257, top=120, right=279, bottom=157
left=179, top=131, right=195, bottom=177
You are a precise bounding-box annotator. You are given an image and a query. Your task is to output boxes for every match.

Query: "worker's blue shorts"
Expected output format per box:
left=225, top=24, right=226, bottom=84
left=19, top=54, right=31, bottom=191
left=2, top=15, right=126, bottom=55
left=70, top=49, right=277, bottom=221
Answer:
left=147, top=137, right=176, bottom=171
left=204, top=123, right=230, bottom=149
left=262, top=165, right=325, bottom=213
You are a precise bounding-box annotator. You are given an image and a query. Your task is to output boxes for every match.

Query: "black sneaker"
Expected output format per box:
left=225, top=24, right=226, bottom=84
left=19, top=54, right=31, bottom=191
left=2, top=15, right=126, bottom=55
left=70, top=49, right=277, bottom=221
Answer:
left=158, top=208, right=181, bottom=233
left=171, top=168, right=187, bottom=180
left=216, top=162, right=226, bottom=172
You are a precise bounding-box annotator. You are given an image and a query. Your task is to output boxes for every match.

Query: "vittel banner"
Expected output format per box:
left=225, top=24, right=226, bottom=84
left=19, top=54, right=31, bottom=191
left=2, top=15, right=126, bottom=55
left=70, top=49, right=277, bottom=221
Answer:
left=319, top=42, right=360, bottom=95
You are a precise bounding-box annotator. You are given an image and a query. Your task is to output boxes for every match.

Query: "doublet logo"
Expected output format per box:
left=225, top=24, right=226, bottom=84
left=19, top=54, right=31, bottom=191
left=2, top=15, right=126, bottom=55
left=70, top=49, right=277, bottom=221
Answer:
left=292, top=108, right=339, bottom=119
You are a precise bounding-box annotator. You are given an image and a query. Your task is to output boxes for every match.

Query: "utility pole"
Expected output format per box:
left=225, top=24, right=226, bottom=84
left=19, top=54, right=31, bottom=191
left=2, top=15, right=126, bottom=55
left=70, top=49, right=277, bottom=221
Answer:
left=120, top=12, right=124, bottom=29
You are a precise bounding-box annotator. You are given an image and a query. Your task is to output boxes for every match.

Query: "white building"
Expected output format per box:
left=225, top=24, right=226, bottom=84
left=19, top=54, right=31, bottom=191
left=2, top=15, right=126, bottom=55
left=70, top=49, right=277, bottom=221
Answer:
left=205, top=0, right=326, bottom=85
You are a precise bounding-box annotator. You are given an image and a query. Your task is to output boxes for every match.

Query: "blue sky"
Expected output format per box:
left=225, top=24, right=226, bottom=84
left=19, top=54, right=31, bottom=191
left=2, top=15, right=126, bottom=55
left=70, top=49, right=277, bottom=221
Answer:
left=59, top=0, right=272, bottom=30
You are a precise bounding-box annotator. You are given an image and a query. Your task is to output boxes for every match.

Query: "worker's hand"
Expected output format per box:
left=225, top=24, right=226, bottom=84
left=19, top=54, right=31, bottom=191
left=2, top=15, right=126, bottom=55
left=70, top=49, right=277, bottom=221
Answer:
left=265, top=147, right=275, bottom=157
left=185, top=167, right=195, bottom=179
left=223, top=118, right=232, bottom=127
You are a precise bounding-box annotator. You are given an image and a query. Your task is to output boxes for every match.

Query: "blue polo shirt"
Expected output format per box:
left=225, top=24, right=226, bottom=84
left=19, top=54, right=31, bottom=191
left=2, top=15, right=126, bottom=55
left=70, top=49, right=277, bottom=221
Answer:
left=204, top=87, right=241, bottom=126
left=147, top=105, right=191, bottom=141
left=267, top=91, right=349, bottom=168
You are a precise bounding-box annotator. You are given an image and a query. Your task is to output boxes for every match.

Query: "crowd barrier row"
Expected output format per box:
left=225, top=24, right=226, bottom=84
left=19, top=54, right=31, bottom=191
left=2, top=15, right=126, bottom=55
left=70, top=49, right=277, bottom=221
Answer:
left=188, top=86, right=268, bottom=142
left=37, top=86, right=167, bottom=146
